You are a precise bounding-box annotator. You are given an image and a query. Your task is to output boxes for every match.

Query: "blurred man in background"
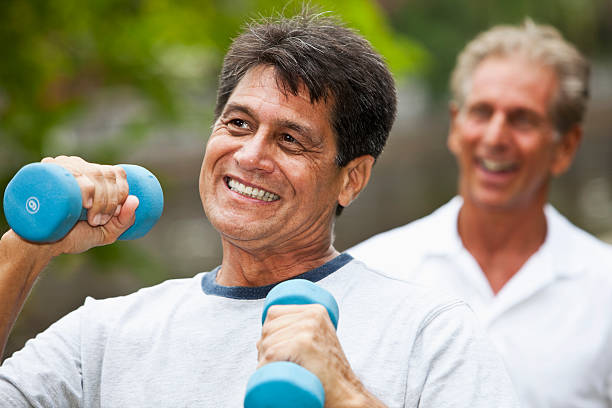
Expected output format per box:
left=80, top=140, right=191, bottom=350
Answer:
left=349, top=20, right=612, bottom=406
left=0, top=9, right=519, bottom=407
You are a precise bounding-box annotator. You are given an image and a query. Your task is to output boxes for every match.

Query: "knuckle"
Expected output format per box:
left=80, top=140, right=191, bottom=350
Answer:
left=69, top=156, right=87, bottom=165
left=294, top=327, right=316, bottom=347
left=260, top=324, right=272, bottom=338
left=259, top=342, right=283, bottom=363
left=102, top=165, right=117, bottom=181
left=93, top=167, right=106, bottom=182
left=81, top=178, right=95, bottom=195
left=120, top=182, right=130, bottom=199
left=312, top=303, right=327, bottom=316
left=266, top=305, right=283, bottom=320
left=115, top=166, right=127, bottom=179
left=310, top=305, right=330, bottom=325
left=99, top=228, right=117, bottom=246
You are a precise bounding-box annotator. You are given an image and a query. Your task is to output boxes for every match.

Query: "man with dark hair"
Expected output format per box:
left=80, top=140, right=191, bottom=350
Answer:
left=0, top=10, right=518, bottom=407
left=349, top=19, right=612, bottom=407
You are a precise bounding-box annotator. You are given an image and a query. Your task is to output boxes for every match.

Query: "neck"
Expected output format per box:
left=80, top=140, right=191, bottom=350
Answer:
left=458, top=197, right=548, bottom=294
left=216, top=239, right=340, bottom=287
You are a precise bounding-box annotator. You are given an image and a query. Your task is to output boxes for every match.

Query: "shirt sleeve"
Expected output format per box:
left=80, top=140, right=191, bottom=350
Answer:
left=607, top=372, right=612, bottom=404
left=405, top=301, right=521, bottom=407
left=0, top=305, right=85, bottom=407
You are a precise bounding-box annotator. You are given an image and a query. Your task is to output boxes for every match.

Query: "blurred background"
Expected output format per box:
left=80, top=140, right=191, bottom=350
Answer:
left=1, top=0, right=611, bottom=361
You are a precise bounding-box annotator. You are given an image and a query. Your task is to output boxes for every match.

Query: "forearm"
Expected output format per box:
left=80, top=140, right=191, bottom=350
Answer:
left=0, top=230, right=57, bottom=357
left=327, top=371, right=387, bottom=408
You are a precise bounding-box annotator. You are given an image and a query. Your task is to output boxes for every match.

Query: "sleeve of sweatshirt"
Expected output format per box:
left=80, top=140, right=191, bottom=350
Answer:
left=0, top=305, right=85, bottom=408
left=404, top=301, right=520, bottom=408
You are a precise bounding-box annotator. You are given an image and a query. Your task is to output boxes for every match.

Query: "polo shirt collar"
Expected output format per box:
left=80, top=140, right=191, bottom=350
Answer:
left=543, top=204, right=585, bottom=279
left=424, top=196, right=582, bottom=280
left=421, top=196, right=465, bottom=257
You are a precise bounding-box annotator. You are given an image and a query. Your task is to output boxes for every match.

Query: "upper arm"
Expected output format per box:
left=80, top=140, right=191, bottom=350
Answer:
left=0, top=305, right=84, bottom=407
left=405, top=302, right=520, bottom=407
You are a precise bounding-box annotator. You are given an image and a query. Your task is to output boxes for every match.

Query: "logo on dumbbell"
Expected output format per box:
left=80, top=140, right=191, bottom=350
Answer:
left=26, top=197, right=40, bottom=214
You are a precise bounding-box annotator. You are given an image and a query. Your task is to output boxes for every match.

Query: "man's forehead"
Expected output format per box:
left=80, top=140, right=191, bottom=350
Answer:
left=233, top=66, right=308, bottom=101
left=224, top=66, right=333, bottom=121
left=466, top=56, right=558, bottom=109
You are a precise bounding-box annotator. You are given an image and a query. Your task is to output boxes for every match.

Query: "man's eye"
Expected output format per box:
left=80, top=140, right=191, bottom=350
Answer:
left=229, top=119, right=249, bottom=129
left=280, top=133, right=306, bottom=153
left=508, top=110, right=540, bottom=131
left=469, top=105, right=492, bottom=121
left=281, top=134, right=297, bottom=143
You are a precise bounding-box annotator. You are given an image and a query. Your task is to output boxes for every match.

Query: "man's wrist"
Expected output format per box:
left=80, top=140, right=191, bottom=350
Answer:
left=1, top=230, right=58, bottom=274
left=328, top=374, right=387, bottom=408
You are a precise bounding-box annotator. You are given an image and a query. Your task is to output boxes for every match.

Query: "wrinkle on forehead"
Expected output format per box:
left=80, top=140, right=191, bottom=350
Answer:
left=466, top=56, right=558, bottom=115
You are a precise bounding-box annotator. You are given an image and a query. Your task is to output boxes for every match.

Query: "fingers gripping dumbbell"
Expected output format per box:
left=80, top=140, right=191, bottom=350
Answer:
left=3, top=162, right=163, bottom=242
left=244, top=279, right=339, bottom=408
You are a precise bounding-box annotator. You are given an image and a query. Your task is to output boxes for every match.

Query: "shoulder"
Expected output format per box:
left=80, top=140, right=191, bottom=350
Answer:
left=346, top=197, right=461, bottom=274
left=81, top=273, right=206, bottom=321
left=349, top=196, right=461, bottom=252
left=334, top=261, right=519, bottom=406
left=546, top=205, right=612, bottom=274
left=330, top=258, right=472, bottom=327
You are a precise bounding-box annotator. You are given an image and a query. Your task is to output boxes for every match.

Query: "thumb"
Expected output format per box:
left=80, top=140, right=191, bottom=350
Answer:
left=117, top=195, right=139, bottom=229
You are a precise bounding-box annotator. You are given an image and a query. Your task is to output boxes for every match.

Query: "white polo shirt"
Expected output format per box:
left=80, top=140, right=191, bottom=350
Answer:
left=349, top=196, right=612, bottom=407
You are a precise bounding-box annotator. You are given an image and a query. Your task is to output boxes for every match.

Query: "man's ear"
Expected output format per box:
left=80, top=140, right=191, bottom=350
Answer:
left=337, top=155, right=375, bottom=208
left=551, top=125, right=583, bottom=177
left=447, top=102, right=461, bottom=155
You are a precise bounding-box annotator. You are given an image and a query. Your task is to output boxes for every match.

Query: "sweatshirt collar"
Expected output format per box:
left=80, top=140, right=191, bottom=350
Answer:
left=200, top=253, right=353, bottom=299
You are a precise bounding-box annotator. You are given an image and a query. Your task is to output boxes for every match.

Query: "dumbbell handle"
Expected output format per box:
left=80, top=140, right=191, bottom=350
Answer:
left=244, top=279, right=339, bottom=408
left=3, top=162, right=163, bottom=243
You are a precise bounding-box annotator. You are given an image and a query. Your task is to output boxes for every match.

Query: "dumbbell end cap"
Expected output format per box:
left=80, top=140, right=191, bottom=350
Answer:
left=244, top=361, right=324, bottom=408
left=262, top=279, right=339, bottom=329
left=116, top=164, right=164, bottom=240
left=3, top=163, right=82, bottom=243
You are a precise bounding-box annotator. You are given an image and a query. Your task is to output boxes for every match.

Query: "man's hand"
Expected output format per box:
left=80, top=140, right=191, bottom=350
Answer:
left=39, top=156, right=138, bottom=255
left=257, top=304, right=385, bottom=407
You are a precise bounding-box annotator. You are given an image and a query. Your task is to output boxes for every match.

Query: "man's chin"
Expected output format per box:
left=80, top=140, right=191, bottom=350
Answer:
left=214, top=219, right=274, bottom=243
left=465, top=189, right=517, bottom=210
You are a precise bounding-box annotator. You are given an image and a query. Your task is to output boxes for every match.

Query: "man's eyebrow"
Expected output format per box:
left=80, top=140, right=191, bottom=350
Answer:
left=222, top=103, right=253, bottom=118
left=277, top=119, right=317, bottom=144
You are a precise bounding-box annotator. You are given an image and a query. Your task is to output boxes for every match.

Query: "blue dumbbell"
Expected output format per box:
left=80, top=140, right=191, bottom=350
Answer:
left=3, top=162, right=163, bottom=243
left=244, top=279, right=339, bottom=408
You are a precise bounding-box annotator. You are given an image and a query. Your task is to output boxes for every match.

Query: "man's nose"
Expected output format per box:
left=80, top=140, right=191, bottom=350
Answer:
left=482, top=112, right=511, bottom=147
left=234, top=130, right=275, bottom=173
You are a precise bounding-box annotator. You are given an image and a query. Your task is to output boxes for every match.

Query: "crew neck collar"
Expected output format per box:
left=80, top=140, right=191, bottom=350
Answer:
left=201, top=253, right=353, bottom=299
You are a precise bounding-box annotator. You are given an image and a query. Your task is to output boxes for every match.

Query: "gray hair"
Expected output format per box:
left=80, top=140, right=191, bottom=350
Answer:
left=450, top=19, right=590, bottom=135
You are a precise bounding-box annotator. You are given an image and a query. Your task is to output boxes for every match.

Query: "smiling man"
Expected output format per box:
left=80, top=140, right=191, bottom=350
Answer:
left=0, top=10, right=519, bottom=407
left=349, top=20, right=612, bottom=406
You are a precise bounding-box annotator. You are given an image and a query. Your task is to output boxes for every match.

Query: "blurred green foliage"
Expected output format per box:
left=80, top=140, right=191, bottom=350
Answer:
left=0, top=0, right=424, bottom=278
left=387, top=0, right=612, bottom=98
left=2, top=0, right=610, bottom=279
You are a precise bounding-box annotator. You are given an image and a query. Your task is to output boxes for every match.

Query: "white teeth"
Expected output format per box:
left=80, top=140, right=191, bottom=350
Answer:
left=227, top=179, right=279, bottom=201
left=481, top=159, right=516, bottom=172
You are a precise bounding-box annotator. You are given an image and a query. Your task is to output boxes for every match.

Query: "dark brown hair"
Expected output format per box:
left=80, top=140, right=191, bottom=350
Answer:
left=214, top=8, right=397, bottom=169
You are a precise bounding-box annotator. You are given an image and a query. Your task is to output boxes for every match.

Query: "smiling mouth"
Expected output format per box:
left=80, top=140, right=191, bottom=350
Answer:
left=478, top=158, right=518, bottom=173
left=225, top=177, right=280, bottom=202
